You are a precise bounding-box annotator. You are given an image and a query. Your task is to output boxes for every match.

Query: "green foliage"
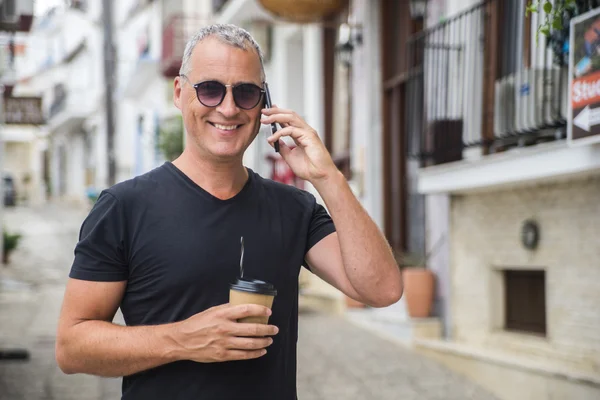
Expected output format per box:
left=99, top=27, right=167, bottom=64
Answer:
left=526, top=0, right=576, bottom=42
left=3, top=228, right=21, bottom=263
left=158, top=116, right=184, bottom=161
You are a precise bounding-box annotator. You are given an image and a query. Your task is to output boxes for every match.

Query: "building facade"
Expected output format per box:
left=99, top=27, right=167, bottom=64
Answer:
left=215, top=0, right=600, bottom=398
left=408, top=0, right=600, bottom=399
left=15, top=1, right=104, bottom=204
left=1, top=0, right=40, bottom=205
left=211, top=0, right=423, bottom=318
left=13, top=0, right=215, bottom=205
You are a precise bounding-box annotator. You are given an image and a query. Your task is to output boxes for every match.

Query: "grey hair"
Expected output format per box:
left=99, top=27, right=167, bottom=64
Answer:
left=179, top=24, right=265, bottom=81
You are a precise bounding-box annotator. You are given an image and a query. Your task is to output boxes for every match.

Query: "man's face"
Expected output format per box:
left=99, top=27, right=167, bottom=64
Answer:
left=174, top=37, right=264, bottom=161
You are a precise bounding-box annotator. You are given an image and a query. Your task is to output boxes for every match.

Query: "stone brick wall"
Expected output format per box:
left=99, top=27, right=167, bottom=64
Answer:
left=450, top=175, right=600, bottom=377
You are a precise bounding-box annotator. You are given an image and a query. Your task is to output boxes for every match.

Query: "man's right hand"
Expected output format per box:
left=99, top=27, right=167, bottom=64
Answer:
left=173, top=304, right=279, bottom=363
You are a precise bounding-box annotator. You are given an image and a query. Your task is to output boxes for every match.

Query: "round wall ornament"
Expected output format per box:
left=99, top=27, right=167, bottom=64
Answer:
left=521, top=219, right=540, bottom=250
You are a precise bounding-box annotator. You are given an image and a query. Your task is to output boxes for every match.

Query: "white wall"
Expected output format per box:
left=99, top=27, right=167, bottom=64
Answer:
left=350, top=0, right=383, bottom=230
left=11, top=5, right=104, bottom=204
left=446, top=0, right=480, bottom=15
left=450, top=176, right=600, bottom=381
left=67, top=133, right=86, bottom=200
left=87, top=114, right=108, bottom=190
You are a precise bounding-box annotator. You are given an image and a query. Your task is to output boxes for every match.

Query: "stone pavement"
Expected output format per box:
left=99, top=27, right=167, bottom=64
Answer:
left=297, top=311, right=499, bottom=400
left=0, top=203, right=497, bottom=400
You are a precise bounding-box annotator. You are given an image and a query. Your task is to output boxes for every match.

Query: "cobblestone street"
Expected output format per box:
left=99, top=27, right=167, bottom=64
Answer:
left=0, top=203, right=497, bottom=399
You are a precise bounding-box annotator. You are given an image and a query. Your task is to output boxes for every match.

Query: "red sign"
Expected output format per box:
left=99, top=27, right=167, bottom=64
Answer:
left=571, top=70, right=600, bottom=109
left=568, top=7, right=600, bottom=145
left=265, top=151, right=304, bottom=189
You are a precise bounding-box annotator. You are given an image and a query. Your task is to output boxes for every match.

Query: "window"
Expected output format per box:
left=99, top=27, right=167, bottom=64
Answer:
left=504, top=269, right=546, bottom=335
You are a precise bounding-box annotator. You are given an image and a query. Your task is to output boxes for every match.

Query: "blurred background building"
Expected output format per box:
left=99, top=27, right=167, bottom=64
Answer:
left=2, top=0, right=600, bottom=399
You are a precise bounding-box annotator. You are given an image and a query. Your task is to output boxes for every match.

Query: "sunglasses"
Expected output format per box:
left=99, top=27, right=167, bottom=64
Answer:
left=180, top=75, right=265, bottom=110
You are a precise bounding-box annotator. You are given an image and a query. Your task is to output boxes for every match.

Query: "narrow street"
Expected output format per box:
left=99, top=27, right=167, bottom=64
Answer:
left=0, top=203, right=497, bottom=400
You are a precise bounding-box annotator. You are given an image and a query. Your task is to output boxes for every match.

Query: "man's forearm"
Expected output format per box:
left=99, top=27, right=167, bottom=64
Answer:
left=312, top=171, right=402, bottom=307
left=56, top=320, right=181, bottom=377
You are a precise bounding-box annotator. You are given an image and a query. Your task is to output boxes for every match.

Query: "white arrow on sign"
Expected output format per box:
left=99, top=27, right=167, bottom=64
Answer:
left=573, top=105, right=600, bottom=131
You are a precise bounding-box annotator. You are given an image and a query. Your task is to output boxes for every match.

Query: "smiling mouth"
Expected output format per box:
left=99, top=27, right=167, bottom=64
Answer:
left=209, top=122, right=241, bottom=131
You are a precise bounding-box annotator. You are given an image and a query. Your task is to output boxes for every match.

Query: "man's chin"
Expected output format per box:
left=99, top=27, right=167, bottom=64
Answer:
left=208, top=143, right=246, bottom=160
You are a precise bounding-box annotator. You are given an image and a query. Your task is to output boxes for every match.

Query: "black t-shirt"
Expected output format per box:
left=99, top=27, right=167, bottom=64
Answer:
left=69, top=162, right=336, bottom=400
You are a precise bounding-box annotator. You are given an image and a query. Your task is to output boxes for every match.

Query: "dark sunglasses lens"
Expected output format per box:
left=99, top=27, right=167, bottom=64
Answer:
left=233, top=84, right=262, bottom=109
left=196, top=81, right=225, bottom=106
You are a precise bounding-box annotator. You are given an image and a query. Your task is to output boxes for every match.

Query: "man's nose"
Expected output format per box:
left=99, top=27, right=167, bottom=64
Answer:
left=215, top=87, right=239, bottom=117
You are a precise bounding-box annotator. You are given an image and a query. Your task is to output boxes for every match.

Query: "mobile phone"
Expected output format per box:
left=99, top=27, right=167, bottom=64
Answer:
left=263, top=83, right=280, bottom=153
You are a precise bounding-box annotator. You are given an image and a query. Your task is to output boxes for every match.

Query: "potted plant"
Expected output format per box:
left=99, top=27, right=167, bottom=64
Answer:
left=2, top=228, right=22, bottom=265
left=397, top=252, right=435, bottom=318
left=396, top=236, right=446, bottom=318
left=258, top=0, right=348, bottom=23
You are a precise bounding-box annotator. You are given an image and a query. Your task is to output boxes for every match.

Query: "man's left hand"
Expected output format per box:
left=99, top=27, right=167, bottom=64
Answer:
left=261, top=106, right=337, bottom=183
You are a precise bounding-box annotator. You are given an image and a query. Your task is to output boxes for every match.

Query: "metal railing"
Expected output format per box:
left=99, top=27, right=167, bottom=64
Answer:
left=406, top=0, right=569, bottom=166
left=161, top=14, right=212, bottom=77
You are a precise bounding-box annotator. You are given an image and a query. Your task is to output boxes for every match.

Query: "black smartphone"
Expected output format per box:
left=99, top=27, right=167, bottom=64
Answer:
left=263, top=83, right=280, bottom=153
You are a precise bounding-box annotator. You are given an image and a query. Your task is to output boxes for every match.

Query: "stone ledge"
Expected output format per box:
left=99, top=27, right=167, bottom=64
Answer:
left=343, top=313, right=443, bottom=347
left=298, top=289, right=344, bottom=315
left=411, top=318, right=443, bottom=340
left=414, top=338, right=600, bottom=387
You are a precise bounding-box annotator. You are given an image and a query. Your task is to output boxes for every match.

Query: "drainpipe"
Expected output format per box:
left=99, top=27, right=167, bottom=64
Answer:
left=0, top=84, right=4, bottom=252
left=102, top=0, right=117, bottom=186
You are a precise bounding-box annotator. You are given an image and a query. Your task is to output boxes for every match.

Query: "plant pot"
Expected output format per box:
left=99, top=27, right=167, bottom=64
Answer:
left=258, top=0, right=348, bottom=23
left=402, top=267, right=435, bottom=318
left=345, top=296, right=365, bottom=308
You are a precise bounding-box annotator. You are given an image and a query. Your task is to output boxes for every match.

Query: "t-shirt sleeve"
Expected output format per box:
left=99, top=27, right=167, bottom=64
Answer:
left=69, top=191, right=129, bottom=282
left=305, top=197, right=336, bottom=255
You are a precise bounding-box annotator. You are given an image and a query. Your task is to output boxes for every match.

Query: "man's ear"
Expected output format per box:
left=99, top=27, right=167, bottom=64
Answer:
left=173, top=76, right=183, bottom=110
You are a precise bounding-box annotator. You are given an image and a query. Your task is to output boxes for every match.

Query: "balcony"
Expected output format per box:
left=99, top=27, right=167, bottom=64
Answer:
left=161, top=15, right=208, bottom=77
left=404, top=0, right=600, bottom=194
left=407, top=0, right=569, bottom=169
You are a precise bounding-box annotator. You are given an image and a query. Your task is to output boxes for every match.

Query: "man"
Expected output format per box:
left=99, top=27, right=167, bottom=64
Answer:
left=56, top=24, right=402, bottom=399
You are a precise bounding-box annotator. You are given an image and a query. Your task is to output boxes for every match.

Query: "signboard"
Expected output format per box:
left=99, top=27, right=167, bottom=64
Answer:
left=3, top=96, right=44, bottom=125
left=568, top=7, right=600, bottom=146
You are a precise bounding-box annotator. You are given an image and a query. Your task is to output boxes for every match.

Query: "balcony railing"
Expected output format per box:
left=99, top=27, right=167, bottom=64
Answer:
left=161, top=15, right=210, bottom=77
left=406, top=0, right=570, bottom=167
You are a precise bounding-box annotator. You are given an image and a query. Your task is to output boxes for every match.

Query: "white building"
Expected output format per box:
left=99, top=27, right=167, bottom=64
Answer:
left=1, top=0, right=41, bottom=205
left=12, top=0, right=215, bottom=205
left=212, top=0, right=413, bottom=318
left=113, top=0, right=214, bottom=183
left=215, top=1, right=600, bottom=398
left=406, top=0, right=600, bottom=399
left=214, top=0, right=356, bottom=312
left=15, top=1, right=104, bottom=205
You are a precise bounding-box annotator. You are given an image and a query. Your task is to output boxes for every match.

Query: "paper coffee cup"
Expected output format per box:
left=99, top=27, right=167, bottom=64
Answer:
left=229, top=278, right=277, bottom=324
